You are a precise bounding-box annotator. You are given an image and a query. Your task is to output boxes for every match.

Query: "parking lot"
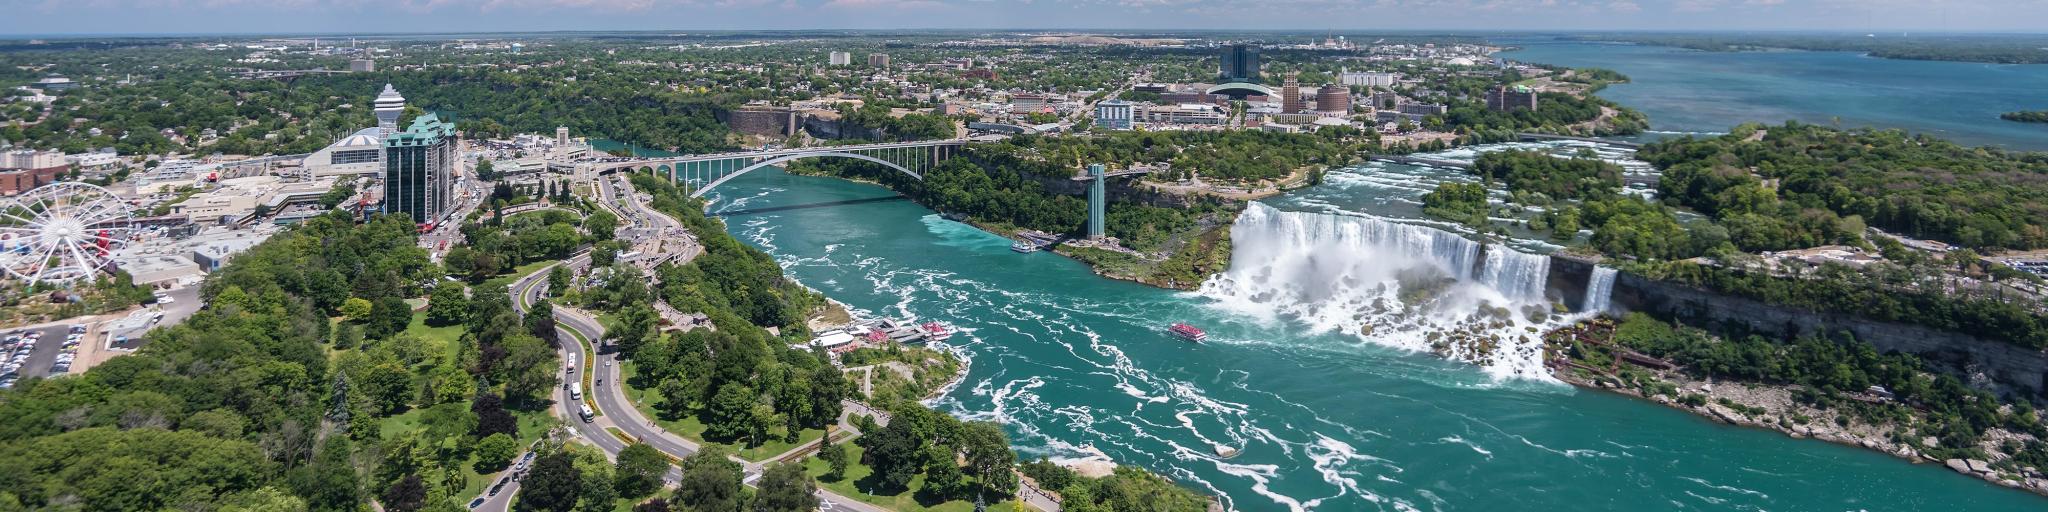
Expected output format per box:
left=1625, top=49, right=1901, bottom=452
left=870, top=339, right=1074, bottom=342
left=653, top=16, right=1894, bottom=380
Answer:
left=0, top=323, right=87, bottom=388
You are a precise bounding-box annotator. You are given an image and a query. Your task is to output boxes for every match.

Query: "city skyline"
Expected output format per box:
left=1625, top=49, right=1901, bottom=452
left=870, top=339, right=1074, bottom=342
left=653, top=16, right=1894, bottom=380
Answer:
left=8, top=0, right=2048, bottom=36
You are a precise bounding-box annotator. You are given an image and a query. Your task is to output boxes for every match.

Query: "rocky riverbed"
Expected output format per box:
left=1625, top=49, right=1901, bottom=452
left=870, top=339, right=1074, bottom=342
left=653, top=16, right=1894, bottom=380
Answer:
left=1553, top=361, right=2048, bottom=497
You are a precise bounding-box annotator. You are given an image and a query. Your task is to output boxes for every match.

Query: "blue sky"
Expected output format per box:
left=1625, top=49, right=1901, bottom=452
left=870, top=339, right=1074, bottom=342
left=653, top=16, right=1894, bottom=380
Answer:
left=6, top=0, right=2048, bottom=35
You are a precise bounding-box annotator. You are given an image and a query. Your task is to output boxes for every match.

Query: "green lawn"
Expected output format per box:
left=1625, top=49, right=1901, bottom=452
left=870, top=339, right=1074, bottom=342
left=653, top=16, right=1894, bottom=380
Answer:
left=617, top=361, right=828, bottom=462
left=482, top=260, right=558, bottom=291
left=403, top=310, right=468, bottom=362
left=802, top=443, right=1024, bottom=512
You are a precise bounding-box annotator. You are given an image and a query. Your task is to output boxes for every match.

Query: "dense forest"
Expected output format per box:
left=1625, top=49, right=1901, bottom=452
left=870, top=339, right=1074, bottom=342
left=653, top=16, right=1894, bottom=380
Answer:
left=0, top=212, right=570, bottom=511
left=1641, top=122, right=2048, bottom=251
left=1473, top=150, right=1623, bottom=202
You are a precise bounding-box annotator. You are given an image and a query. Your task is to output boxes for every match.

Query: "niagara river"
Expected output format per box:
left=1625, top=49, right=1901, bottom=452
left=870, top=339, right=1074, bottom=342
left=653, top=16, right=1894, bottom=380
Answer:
left=694, top=161, right=2044, bottom=511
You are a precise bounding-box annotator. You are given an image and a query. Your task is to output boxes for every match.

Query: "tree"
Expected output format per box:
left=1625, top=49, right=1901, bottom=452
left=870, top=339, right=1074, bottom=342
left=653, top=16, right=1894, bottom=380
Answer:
left=294, top=435, right=362, bottom=512
left=706, top=384, right=758, bottom=442
left=585, top=211, right=618, bottom=241
left=860, top=421, right=923, bottom=492
left=920, top=456, right=969, bottom=502
left=754, top=462, right=817, bottom=512
left=341, top=297, right=374, bottom=320
left=675, top=446, right=744, bottom=512
left=818, top=440, right=849, bottom=481
left=472, top=392, right=520, bottom=439
left=426, top=285, right=469, bottom=326
left=381, top=474, right=428, bottom=512
left=367, top=296, right=415, bottom=340
left=515, top=452, right=582, bottom=512
left=548, top=265, right=571, bottom=297
left=613, top=444, right=670, bottom=499
left=958, top=421, right=1018, bottom=496
left=476, top=433, right=521, bottom=472
left=526, top=299, right=560, bottom=347
left=577, top=468, right=617, bottom=512
left=633, top=499, right=673, bottom=512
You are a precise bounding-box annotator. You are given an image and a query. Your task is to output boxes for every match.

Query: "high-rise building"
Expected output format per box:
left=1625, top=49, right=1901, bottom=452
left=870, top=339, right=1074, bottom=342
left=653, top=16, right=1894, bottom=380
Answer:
left=1315, top=84, right=1352, bottom=116
left=829, top=51, right=852, bottom=66
left=1486, top=85, right=1539, bottom=112
left=1094, top=100, right=1134, bottom=130
left=1218, top=44, right=1262, bottom=84
left=373, top=84, right=406, bottom=133
left=556, top=126, right=570, bottom=145
left=867, top=53, right=890, bottom=69
left=1280, top=73, right=1304, bottom=113
left=383, top=113, right=456, bottom=225
left=349, top=59, right=375, bottom=73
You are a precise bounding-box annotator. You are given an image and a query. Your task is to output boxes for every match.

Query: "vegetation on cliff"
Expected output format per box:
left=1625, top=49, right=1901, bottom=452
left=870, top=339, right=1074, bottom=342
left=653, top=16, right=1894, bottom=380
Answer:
left=1551, top=314, right=2048, bottom=488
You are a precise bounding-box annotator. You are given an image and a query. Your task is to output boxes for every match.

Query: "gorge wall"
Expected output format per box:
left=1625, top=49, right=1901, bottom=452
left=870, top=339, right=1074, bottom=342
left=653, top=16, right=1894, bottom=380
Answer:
left=1546, top=255, right=2048, bottom=398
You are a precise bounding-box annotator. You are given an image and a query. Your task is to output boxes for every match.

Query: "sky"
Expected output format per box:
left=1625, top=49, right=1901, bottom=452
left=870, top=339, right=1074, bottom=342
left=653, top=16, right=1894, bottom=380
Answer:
left=5, top=0, right=2048, bottom=35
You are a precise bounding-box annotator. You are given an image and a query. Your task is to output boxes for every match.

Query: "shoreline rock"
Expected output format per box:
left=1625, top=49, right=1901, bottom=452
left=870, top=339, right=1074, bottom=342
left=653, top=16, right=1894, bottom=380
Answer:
left=1551, top=368, right=2048, bottom=497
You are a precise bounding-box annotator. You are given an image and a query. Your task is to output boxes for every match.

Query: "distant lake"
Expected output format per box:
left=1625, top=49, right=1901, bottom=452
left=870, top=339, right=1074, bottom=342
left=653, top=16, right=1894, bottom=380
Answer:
left=1497, top=39, right=2048, bottom=151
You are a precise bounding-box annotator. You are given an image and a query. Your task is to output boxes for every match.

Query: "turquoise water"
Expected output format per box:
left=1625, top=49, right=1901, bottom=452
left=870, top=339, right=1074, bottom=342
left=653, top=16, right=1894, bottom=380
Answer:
left=1497, top=39, right=2048, bottom=151
left=700, top=168, right=2043, bottom=511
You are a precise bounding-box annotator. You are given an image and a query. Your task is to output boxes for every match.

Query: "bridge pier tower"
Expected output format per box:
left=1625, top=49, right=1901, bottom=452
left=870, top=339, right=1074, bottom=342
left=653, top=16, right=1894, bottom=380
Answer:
left=1087, top=164, right=1106, bottom=240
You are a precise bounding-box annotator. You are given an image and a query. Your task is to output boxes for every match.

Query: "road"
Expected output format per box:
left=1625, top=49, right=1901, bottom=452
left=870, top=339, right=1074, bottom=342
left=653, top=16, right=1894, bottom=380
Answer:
left=595, top=173, right=701, bottom=268
left=500, top=174, right=890, bottom=511
left=422, top=168, right=494, bottom=259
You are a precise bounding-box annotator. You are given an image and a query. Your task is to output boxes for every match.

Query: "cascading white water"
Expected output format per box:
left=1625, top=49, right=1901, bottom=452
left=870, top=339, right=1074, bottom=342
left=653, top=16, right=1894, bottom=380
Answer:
left=1582, top=267, right=1618, bottom=314
left=1478, top=245, right=1551, bottom=304
left=1200, top=203, right=1564, bottom=381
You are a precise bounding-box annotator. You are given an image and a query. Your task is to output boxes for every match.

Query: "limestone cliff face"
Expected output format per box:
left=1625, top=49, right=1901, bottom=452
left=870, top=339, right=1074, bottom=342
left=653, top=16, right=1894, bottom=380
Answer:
left=1545, top=255, right=2048, bottom=399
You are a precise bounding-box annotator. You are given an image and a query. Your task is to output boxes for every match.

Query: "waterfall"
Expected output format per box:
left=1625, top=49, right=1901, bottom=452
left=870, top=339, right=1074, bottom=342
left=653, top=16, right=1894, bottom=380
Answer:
left=1477, top=245, right=1551, bottom=304
left=1582, top=267, right=1617, bottom=314
left=1199, top=203, right=1565, bottom=381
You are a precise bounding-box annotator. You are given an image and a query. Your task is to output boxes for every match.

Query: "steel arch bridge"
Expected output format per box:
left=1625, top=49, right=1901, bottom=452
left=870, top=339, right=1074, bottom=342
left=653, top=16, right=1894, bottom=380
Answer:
left=591, top=140, right=967, bottom=198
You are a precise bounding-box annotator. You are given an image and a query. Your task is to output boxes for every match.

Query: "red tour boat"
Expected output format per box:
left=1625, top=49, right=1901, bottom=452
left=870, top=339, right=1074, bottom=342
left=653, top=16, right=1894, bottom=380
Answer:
left=921, top=322, right=954, bottom=342
left=1167, top=323, right=1207, bottom=343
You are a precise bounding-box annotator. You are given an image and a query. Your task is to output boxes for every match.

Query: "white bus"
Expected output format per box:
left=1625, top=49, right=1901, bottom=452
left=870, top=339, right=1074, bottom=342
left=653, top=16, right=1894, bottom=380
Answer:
left=578, top=404, right=594, bottom=423
left=570, top=382, right=583, bottom=401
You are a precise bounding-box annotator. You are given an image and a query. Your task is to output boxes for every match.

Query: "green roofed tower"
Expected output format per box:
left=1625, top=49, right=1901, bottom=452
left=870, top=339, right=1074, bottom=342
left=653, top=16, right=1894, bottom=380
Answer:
left=383, top=111, right=457, bottom=225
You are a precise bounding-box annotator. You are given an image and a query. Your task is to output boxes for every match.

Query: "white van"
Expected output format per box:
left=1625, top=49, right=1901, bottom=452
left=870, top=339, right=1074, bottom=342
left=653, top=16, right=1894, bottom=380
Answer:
left=570, top=382, right=583, bottom=401
left=578, top=404, right=595, bottom=423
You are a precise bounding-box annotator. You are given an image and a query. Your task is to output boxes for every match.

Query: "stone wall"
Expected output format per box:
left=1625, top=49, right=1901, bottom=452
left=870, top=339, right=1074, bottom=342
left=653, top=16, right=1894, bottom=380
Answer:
left=1546, top=254, right=2048, bottom=398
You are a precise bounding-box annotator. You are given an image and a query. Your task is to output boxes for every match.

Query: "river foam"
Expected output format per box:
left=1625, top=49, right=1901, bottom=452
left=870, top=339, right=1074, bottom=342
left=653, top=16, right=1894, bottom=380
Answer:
left=1199, top=203, right=1569, bottom=381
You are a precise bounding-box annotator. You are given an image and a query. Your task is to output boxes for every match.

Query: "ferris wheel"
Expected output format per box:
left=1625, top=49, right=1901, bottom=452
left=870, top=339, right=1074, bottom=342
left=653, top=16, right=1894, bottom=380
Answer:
left=0, top=182, right=137, bottom=284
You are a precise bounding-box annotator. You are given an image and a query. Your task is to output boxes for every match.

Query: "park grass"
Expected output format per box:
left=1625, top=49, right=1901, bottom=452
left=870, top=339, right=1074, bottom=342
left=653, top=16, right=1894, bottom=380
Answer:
left=482, top=260, right=558, bottom=292
left=801, top=443, right=1024, bottom=512
left=403, top=311, right=468, bottom=362
left=617, top=360, right=828, bottom=462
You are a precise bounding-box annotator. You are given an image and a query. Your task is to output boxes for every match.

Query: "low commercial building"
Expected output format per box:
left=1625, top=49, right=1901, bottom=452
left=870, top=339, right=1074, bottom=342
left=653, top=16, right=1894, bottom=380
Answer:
left=303, top=127, right=386, bottom=176
left=1094, top=100, right=1134, bottom=130
left=1340, top=71, right=1401, bottom=88
left=1139, top=103, right=1227, bottom=126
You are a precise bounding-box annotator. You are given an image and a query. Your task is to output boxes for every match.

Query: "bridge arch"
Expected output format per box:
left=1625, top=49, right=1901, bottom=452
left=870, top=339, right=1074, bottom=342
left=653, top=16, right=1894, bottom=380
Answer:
left=685, top=151, right=922, bottom=198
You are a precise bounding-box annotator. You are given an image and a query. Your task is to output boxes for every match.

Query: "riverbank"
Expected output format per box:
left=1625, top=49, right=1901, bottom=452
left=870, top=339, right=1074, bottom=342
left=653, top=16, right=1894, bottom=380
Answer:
left=1545, top=318, right=2048, bottom=498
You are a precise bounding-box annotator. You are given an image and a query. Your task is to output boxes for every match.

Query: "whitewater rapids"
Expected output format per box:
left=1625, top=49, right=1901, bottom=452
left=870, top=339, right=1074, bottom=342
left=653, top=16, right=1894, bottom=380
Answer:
left=1198, top=203, right=1575, bottom=381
